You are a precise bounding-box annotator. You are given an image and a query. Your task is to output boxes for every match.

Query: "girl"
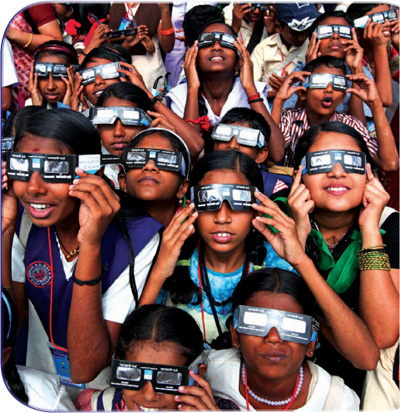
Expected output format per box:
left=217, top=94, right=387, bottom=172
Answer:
left=75, top=304, right=217, bottom=411
left=139, top=150, right=296, bottom=348
left=166, top=21, right=284, bottom=162
left=206, top=268, right=360, bottom=411
left=118, top=127, right=191, bottom=228
left=287, top=121, right=399, bottom=397
left=27, top=40, right=78, bottom=108
left=2, top=108, right=162, bottom=389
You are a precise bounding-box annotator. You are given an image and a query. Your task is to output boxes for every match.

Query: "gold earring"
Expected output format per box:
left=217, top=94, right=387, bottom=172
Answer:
left=179, top=197, right=184, bottom=205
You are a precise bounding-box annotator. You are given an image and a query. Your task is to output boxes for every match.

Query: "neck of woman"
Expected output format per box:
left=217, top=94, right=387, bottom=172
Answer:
left=202, top=241, right=246, bottom=274
left=141, top=200, right=178, bottom=228
left=54, top=213, right=80, bottom=255
left=200, top=74, right=235, bottom=114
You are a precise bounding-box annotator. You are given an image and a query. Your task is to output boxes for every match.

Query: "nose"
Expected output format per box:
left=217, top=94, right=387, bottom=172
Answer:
left=227, top=136, right=240, bottom=151
left=141, top=381, right=161, bottom=403
left=47, top=73, right=56, bottom=89
left=214, top=201, right=232, bottom=224
left=142, top=159, right=159, bottom=173
left=331, top=29, right=340, bottom=40
left=263, top=327, right=283, bottom=343
left=328, top=162, right=346, bottom=178
left=94, top=74, right=105, bottom=85
left=297, top=31, right=308, bottom=43
left=27, top=171, right=47, bottom=196
left=113, top=119, right=126, bottom=137
left=325, top=82, right=334, bottom=92
left=211, top=39, right=223, bottom=51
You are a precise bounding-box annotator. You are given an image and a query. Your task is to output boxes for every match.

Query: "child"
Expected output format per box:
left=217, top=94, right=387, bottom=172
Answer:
left=205, top=268, right=360, bottom=410
left=271, top=55, right=398, bottom=171
left=75, top=304, right=217, bottom=411
left=211, top=107, right=292, bottom=196
left=118, top=127, right=191, bottom=228
left=167, top=21, right=284, bottom=163
left=27, top=40, right=78, bottom=109
left=250, top=3, right=320, bottom=103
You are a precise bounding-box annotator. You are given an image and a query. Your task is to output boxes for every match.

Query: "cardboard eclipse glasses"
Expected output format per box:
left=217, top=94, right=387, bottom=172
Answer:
left=354, top=9, right=398, bottom=28
left=83, top=106, right=152, bottom=127
left=79, top=62, right=123, bottom=85
left=212, top=124, right=266, bottom=148
left=197, top=32, right=237, bottom=50
left=316, top=25, right=352, bottom=40
left=303, top=73, right=348, bottom=91
left=34, top=62, right=79, bottom=78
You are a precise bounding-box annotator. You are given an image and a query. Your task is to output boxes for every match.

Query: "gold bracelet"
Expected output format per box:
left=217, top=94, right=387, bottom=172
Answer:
left=23, top=33, right=33, bottom=48
left=3, top=284, right=14, bottom=291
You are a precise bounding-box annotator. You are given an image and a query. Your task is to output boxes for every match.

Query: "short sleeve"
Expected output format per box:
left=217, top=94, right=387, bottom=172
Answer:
left=11, top=233, right=26, bottom=283
left=27, top=4, right=57, bottom=28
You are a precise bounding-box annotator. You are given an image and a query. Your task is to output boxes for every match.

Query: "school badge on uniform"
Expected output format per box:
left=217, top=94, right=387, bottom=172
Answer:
left=27, top=261, right=52, bottom=287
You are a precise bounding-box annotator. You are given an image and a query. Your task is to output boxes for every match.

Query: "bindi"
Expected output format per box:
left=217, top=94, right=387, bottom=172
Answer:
left=31, top=148, right=41, bottom=152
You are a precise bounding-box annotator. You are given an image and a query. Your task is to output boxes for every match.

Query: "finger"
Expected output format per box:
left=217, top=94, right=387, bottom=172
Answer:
left=290, top=166, right=303, bottom=194
left=365, top=163, right=375, bottom=181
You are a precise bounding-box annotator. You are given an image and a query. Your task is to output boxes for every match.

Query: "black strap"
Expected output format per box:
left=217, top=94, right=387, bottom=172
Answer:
left=246, top=18, right=264, bottom=55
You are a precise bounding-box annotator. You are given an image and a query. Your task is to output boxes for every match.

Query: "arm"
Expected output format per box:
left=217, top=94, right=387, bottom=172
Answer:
left=157, top=3, right=175, bottom=53
left=252, top=191, right=380, bottom=370
left=235, top=39, right=284, bottom=163
left=347, top=73, right=399, bottom=172
left=230, top=3, right=251, bottom=34
left=67, top=170, right=121, bottom=383
left=357, top=164, right=399, bottom=348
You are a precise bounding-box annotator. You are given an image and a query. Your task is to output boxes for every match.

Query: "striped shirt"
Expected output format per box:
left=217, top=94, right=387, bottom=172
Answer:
left=279, top=108, right=378, bottom=166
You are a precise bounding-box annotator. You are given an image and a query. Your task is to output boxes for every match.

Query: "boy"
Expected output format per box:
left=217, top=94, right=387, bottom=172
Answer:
left=212, top=107, right=291, bottom=196
left=251, top=3, right=320, bottom=102
left=271, top=55, right=398, bottom=172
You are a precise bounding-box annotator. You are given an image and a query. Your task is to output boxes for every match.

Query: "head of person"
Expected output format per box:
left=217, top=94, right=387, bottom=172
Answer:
left=94, top=83, right=152, bottom=157
left=183, top=5, right=224, bottom=47
left=52, top=2, right=74, bottom=24
left=274, top=3, right=321, bottom=49
left=70, top=3, right=110, bottom=36
left=33, top=40, right=78, bottom=105
left=310, top=11, right=354, bottom=60
left=241, top=3, right=267, bottom=24
left=229, top=268, right=317, bottom=381
left=11, top=108, right=102, bottom=228
left=298, top=55, right=347, bottom=117
left=118, top=128, right=191, bottom=208
left=113, top=304, right=205, bottom=411
left=80, top=47, right=129, bottom=105
left=196, top=22, right=240, bottom=78
left=212, top=107, right=270, bottom=164
left=293, top=121, right=372, bottom=214
left=2, top=106, right=45, bottom=138
left=347, top=3, right=396, bottom=45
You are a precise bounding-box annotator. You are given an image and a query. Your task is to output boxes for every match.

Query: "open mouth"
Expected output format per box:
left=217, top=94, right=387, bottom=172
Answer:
left=324, top=185, right=349, bottom=195
left=28, top=202, right=55, bottom=219
left=321, top=96, right=333, bottom=108
left=211, top=231, right=233, bottom=243
left=210, top=55, right=224, bottom=61
left=93, top=89, right=104, bottom=97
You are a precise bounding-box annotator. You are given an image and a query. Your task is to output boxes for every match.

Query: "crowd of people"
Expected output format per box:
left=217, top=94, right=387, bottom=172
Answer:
left=1, top=2, right=399, bottom=412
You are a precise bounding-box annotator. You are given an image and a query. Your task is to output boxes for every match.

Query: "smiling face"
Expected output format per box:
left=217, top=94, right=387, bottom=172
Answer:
left=316, top=17, right=351, bottom=59
left=36, top=53, right=69, bottom=105
left=196, top=23, right=238, bottom=75
left=231, top=291, right=314, bottom=382
left=119, top=133, right=186, bottom=203
left=303, top=65, right=346, bottom=118
left=195, top=169, right=254, bottom=258
left=365, top=4, right=393, bottom=43
left=301, top=131, right=367, bottom=213
left=12, top=135, right=79, bottom=227
left=83, top=58, right=122, bottom=105
left=122, top=341, right=188, bottom=411
left=98, top=96, right=146, bottom=157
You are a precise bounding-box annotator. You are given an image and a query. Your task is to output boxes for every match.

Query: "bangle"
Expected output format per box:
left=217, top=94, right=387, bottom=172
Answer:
left=150, top=95, right=161, bottom=110
left=247, top=93, right=260, bottom=102
left=248, top=97, right=264, bottom=104
left=81, top=50, right=87, bottom=57
left=23, top=33, right=33, bottom=49
left=3, top=284, right=14, bottom=291
left=357, top=250, right=391, bottom=271
left=73, top=273, right=103, bottom=286
left=363, top=244, right=387, bottom=250
left=159, top=26, right=174, bottom=36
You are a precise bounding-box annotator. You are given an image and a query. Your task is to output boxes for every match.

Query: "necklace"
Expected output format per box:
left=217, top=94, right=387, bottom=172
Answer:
left=241, top=364, right=303, bottom=407
left=55, top=231, right=79, bottom=260
left=312, top=220, right=351, bottom=252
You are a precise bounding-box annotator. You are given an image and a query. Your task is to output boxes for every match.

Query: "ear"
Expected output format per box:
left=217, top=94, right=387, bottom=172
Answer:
left=255, top=147, right=269, bottom=164
left=176, top=179, right=189, bottom=200
left=197, top=363, right=207, bottom=378
left=229, top=319, right=240, bottom=349
left=297, top=88, right=307, bottom=102
left=274, top=21, right=283, bottom=34
left=305, top=340, right=316, bottom=358
left=118, top=172, right=127, bottom=192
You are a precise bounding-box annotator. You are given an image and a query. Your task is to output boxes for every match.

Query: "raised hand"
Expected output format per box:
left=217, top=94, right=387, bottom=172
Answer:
left=183, top=41, right=200, bottom=91
left=305, top=31, right=321, bottom=64
left=28, top=64, right=44, bottom=106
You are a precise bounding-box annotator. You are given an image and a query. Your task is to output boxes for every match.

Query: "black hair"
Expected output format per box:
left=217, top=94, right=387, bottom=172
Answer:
left=14, top=108, right=101, bottom=155
left=231, top=267, right=317, bottom=316
left=309, top=10, right=353, bottom=37
left=293, top=121, right=374, bottom=170
left=71, top=3, right=110, bottom=37
left=97, top=82, right=152, bottom=112
left=303, top=55, right=347, bottom=76
left=81, top=47, right=128, bottom=69
left=33, top=40, right=78, bottom=65
left=219, top=107, right=271, bottom=147
left=2, top=106, right=45, bottom=138
left=2, top=291, right=29, bottom=404
left=183, top=5, right=225, bottom=47
left=99, top=42, right=132, bottom=64
left=346, top=3, right=383, bottom=22
left=115, top=304, right=203, bottom=365
left=163, top=151, right=267, bottom=349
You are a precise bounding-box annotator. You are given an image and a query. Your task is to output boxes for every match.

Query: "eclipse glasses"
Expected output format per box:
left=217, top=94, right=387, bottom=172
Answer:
left=79, top=62, right=123, bottom=85
left=212, top=124, right=266, bottom=148
left=197, top=32, right=237, bottom=50
left=354, top=9, right=398, bottom=28
left=83, top=107, right=152, bottom=127
left=316, top=25, right=352, bottom=40
left=303, top=73, right=348, bottom=91
left=34, top=62, right=79, bottom=78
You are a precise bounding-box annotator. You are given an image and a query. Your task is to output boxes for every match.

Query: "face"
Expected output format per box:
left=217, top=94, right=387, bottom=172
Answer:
left=122, top=341, right=187, bottom=411
left=195, top=169, right=254, bottom=257
left=316, top=17, right=351, bottom=59
left=301, top=131, right=367, bottom=212
left=12, top=135, right=79, bottom=227
left=231, top=291, right=314, bottom=381
left=213, top=122, right=268, bottom=163
left=304, top=65, right=346, bottom=117
left=83, top=58, right=122, bottom=105
left=97, top=97, right=146, bottom=157
left=243, top=6, right=262, bottom=23
left=365, top=4, right=393, bottom=43
left=196, top=23, right=237, bottom=74
left=119, top=133, right=187, bottom=203
left=36, top=53, right=69, bottom=105
left=277, top=23, right=310, bottom=49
